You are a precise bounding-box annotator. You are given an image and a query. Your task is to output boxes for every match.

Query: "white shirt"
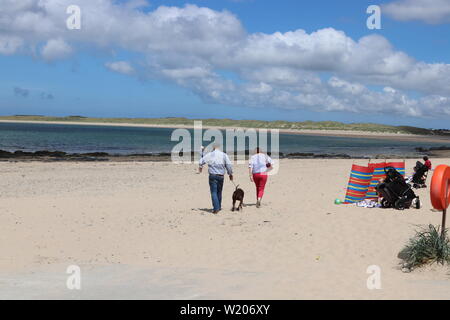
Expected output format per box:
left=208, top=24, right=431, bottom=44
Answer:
left=249, top=153, right=274, bottom=174
left=199, top=149, right=233, bottom=175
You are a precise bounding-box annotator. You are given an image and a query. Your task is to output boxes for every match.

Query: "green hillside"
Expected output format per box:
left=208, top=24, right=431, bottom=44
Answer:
left=1, top=115, right=449, bottom=136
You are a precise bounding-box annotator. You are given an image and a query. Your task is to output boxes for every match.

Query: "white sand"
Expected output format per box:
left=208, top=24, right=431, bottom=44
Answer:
left=0, top=159, right=449, bottom=299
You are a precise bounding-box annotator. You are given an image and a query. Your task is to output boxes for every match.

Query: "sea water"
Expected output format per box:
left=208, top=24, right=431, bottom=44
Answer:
left=0, top=122, right=448, bottom=157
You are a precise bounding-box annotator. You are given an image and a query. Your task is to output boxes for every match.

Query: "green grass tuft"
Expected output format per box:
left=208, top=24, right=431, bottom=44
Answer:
left=401, top=225, right=450, bottom=270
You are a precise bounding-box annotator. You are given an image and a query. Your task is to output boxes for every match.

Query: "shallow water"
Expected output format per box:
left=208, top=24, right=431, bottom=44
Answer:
left=0, top=122, right=448, bottom=157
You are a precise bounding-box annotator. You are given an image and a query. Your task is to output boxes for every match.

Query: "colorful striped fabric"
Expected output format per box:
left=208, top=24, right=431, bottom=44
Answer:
left=344, top=164, right=374, bottom=204
left=366, top=162, right=406, bottom=199
left=366, top=162, right=387, bottom=199
left=386, top=162, right=406, bottom=177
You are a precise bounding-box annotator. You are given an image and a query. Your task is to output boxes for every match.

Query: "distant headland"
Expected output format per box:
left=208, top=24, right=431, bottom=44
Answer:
left=0, top=115, right=450, bottom=139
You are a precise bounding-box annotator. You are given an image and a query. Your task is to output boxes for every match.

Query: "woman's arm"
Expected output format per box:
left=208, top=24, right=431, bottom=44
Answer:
left=248, top=156, right=254, bottom=181
left=266, top=154, right=274, bottom=171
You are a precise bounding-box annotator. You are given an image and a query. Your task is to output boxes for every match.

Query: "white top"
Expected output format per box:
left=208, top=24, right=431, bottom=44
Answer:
left=199, top=149, right=233, bottom=175
left=249, top=153, right=274, bottom=174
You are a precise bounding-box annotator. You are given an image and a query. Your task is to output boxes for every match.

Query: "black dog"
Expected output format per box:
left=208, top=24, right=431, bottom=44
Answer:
left=232, top=185, right=245, bottom=212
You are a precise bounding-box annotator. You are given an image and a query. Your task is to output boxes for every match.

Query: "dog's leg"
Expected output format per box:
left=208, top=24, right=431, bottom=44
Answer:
left=239, top=200, right=243, bottom=211
left=232, top=199, right=236, bottom=212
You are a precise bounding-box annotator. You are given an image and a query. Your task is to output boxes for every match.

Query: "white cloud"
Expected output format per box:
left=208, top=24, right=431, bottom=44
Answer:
left=105, top=61, right=135, bottom=75
left=160, top=67, right=212, bottom=80
left=0, top=0, right=449, bottom=118
left=0, top=35, right=23, bottom=54
left=383, top=0, right=450, bottom=24
left=41, top=38, right=72, bottom=61
left=245, top=82, right=273, bottom=95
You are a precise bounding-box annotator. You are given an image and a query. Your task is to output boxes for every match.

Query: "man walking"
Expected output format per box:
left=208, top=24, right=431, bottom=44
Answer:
left=199, top=144, right=233, bottom=214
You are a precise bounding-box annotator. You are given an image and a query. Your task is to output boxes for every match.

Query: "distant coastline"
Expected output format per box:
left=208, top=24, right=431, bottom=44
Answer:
left=1, top=116, right=450, bottom=143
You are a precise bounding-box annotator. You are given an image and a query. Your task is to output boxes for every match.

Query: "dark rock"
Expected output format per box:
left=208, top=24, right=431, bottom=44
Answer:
left=79, top=152, right=109, bottom=157
left=0, top=150, right=13, bottom=158
left=75, top=157, right=109, bottom=162
left=313, top=153, right=352, bottom=159
left=34, top=150, right=67, bottom=157
left=287, top=153, right=315, bottom=158
left=14, top=151, right=34, bottom=156
left=429, top=146, right=450, bottom=151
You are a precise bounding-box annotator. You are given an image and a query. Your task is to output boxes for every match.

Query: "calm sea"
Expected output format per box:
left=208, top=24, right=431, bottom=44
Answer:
left=0, top=122, right=448, bottom=157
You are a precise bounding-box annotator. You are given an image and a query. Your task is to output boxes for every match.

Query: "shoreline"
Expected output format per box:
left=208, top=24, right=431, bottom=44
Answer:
left=1, top=148, right=450, bottom=162
left=1, top=119, right=450, bottom=143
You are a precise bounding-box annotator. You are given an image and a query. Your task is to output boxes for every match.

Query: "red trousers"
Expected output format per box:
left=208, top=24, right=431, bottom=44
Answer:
left=253, top=173, right=268, bottom=199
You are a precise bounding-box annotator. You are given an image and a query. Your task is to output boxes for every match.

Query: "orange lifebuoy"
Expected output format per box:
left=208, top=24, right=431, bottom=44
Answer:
left=430, top=165, right=450, bottom=211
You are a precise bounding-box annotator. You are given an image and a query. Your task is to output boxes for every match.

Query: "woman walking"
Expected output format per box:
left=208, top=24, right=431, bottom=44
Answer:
left=249, top=148, right=274, bottom=208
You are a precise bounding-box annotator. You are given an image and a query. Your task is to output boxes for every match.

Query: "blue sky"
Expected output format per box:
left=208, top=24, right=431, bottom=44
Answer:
left=1, top=0, right=450, bottom=128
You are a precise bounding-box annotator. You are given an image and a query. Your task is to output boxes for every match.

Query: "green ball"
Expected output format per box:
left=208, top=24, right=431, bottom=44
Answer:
left=335, top=199, right=342, bottom=205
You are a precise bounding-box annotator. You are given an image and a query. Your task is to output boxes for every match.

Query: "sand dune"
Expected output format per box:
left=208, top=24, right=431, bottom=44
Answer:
left=0, top=159, right=449, bottom=299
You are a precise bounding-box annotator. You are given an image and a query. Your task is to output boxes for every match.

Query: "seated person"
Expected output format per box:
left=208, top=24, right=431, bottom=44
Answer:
left=423, top=156, right=432, bottom=171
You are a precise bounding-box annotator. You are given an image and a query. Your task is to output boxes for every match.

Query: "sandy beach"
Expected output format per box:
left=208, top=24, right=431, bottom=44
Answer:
left=0, top=159, right=449, bottom=300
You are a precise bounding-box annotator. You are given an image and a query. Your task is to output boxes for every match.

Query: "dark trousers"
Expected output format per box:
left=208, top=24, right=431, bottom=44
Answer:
left=209, top=174, right=224, bottom=212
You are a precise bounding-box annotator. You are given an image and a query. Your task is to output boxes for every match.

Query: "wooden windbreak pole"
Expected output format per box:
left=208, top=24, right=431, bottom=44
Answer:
left=443, top=182, right=449, bottom=240
left=442, top=209, right=447, bottom=240
left=404, top=159, right=406, bottom=177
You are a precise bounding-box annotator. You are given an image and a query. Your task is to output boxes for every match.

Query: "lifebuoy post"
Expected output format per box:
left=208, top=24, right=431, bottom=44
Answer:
left=430, top=165, right=450, bottom=239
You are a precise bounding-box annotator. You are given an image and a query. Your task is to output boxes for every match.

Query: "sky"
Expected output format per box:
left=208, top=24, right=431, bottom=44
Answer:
left=1, top=0, right=450, bottom=128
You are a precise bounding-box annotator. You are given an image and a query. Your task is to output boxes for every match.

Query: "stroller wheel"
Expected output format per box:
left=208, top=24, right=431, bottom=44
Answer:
left=415, top=198, right=421, bottom=209
left=395, top=199, right=406, bottom=210
left=381, top=198, right=391, bottom=208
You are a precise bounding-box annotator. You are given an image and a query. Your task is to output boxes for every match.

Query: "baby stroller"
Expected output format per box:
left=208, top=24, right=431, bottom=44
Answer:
left=376, top=167, right=421, bottom=210
left=411, top=161, right=429, bottom=189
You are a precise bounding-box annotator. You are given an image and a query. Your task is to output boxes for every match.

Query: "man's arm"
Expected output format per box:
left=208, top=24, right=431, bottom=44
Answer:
left=224, top=153, right=233, bottom=179
left=198, top=155, right=207, bottom=174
